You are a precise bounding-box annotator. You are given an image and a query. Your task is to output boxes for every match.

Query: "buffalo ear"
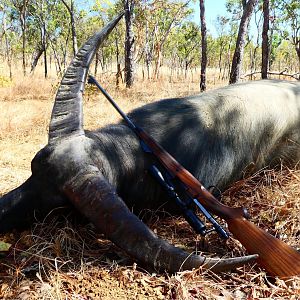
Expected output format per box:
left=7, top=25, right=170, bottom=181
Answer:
left=0, top=176, right=39, bottom=232
left=0, top=176, right=68, bottom=233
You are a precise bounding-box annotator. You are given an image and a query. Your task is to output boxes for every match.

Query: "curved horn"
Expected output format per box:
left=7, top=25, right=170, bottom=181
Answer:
left=63, top=170, right=257, bottom=273
left=48, top=13, right=124, bottom=145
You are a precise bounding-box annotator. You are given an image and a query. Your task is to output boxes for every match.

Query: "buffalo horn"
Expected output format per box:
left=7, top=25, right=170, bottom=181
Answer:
left=63, top=169, right=257, bottom=273
left=48, top=13, right=124, bottom=144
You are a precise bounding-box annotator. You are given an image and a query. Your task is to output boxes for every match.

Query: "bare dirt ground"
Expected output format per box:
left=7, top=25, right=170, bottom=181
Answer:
left=0, top=70, right=299, bottom=299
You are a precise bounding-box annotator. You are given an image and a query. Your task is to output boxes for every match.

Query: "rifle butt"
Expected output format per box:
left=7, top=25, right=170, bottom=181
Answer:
left=227, top=217, right=300, bottom=278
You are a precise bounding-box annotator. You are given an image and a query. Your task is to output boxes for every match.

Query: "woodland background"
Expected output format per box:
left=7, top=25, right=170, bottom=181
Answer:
left=0, top=0, right=299, bottom=87
left=0, top=0, right=300, bottom=299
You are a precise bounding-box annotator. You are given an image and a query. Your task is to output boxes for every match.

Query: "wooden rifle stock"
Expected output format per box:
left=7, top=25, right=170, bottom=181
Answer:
left=89, top=75, right=300, bottom=278
left=136, top=127, right=300, bottom=277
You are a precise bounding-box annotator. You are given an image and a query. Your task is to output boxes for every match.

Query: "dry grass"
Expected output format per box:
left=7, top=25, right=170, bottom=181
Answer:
left=0, top=68, right=300, bottom=299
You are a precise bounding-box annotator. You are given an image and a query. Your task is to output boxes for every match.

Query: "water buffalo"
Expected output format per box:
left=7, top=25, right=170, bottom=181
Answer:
left=0, top=14, right=299, bottom=274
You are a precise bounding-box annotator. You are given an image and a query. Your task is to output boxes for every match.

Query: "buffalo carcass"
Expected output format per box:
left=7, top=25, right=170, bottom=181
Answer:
left=0, top=14, right=299, bottom=274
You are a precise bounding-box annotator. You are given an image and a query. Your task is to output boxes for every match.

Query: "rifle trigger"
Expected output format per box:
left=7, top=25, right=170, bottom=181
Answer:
left=207, top=185, right=222, bottom=200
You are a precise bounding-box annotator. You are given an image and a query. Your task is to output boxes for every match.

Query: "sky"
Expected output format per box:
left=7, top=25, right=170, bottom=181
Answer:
left=83, top=0, right=258, bottom=39
left=191, top=0, right=228, bottom=36
left=190, top=0, right=258, bottom=39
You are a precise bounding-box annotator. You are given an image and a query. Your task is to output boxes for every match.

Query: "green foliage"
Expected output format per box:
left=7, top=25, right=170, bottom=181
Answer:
left=0, top=75, right=12, bottom=87
left=226, top=0, right=245, bottom=19
left=166, top=21, right=200, bottom=67
left=0, top=241, right=11, bottom=251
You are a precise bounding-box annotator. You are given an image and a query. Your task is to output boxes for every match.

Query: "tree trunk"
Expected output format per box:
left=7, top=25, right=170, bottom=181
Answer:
left=296, top=47, right=300, bottom=70
left=2, top=12, right=13, bottom=79
left=124, top=0, right=135, bottom=88
left=15, top=0, right=29, bottom=76
left=261, top=0, right=269, bottom=79
left=41, top=24, right=47, bottom=78
left=30, top=46, right=44, bottom=73
left=47, top=34, right=63, bottom=75
left=218, top=39, right=225, bottom=79
left=199, top=0, right=207, bottom=91
left=70, top=1, right=78, bottom=55
left=62, top=0, right=78, bottom=56
left=293, top=36, right=300, bottom=70
left=153, top=44, right=162, bottom=80
left=21, top=18, right=26, bottom=76
left=94, top=51, right=99, bottom=76
left=251, top=7, right=262, bottom=79
left=115, top=33, right=123, bottom=88
left=229, top=0, right=258, bottom=84
left=62, top=30, right=70, bottom=71
left=145, top=20, right=151, bottom=80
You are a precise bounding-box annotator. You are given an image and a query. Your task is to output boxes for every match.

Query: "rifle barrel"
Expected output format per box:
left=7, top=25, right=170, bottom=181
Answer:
left=88, top=75, right=137, bottom=131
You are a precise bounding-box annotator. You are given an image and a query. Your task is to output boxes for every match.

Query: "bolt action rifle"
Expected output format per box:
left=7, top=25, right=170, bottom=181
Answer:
left=88, top=75, right=300, bottom=278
